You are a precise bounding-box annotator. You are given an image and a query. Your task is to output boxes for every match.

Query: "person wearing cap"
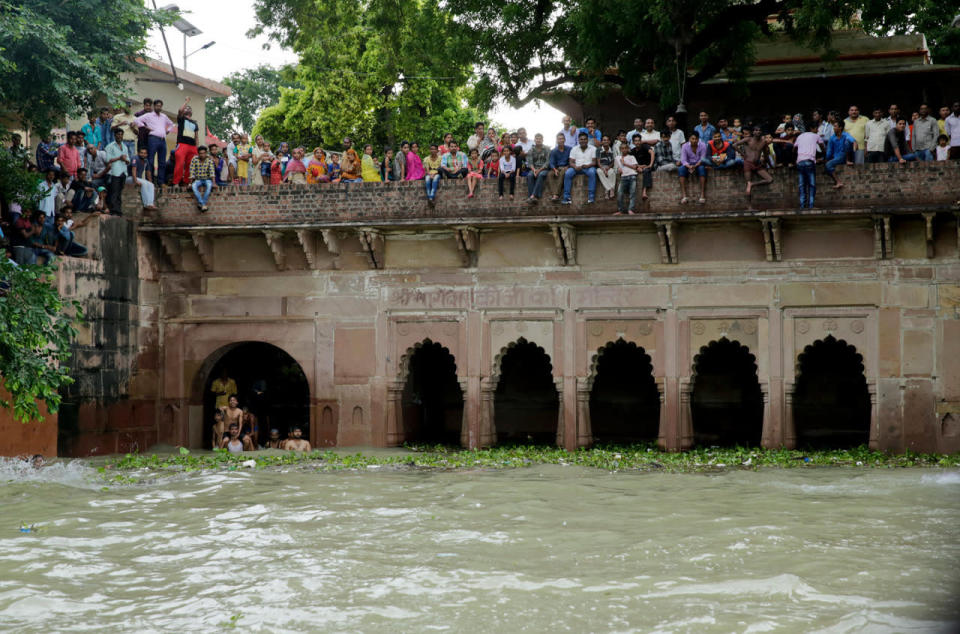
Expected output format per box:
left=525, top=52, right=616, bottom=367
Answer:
left=104, top=127, right=130, bottom=215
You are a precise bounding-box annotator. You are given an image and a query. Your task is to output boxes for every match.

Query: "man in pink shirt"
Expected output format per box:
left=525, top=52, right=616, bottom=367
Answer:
left=133, top=99, right=174, bottom=186
left=794, top=130, right=823, bottom=208
left=58, top=131, right=82, bottom=178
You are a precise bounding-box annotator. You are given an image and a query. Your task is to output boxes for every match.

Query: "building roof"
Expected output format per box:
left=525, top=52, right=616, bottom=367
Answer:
left=134, top=56, right=232, bottom=97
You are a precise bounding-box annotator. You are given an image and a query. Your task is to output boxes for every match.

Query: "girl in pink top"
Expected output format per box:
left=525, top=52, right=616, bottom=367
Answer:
left=404, top=142, right=425, bottom=180
left=284, top=147, right=308, bottom=184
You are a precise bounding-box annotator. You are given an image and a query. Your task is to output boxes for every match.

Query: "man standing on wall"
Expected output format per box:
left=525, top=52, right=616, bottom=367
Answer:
left=172, top=98, right=200, bottom=186
left=133, top=99, right=175, bottom=187
left=104, top=128, right=130, bottom=215
left=843, top=105, right=867, bottom=164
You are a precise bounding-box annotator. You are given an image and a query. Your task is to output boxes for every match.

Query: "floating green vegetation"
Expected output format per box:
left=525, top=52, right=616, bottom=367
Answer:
left=99, top=444, right=960, bottom=485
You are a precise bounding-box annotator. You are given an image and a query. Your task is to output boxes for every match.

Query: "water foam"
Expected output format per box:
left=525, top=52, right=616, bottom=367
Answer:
left=0, top=458, right=98, bottom=489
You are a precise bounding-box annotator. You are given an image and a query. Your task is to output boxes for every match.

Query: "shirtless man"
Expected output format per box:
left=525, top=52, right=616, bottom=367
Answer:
left=219, top=422, right=254, bottom=453
left=282, top=426, right=312, bottom=452
left=241, top=408, right=259, bottom=448
left=264, top=428, right=284, bottom=449
left=211, top=409, right=226, bottom=449
left=733, top=126, right=774, bottom=198
left=223, top=394, right=244, bottom=430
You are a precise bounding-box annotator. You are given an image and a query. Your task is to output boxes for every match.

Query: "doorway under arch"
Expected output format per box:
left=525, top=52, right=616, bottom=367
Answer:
left=589, top=340, right=660, bottom=444
left=691, top=337, right=763, bottom=447
left=494, top=339, right=559, bottom=445
left=200, top=342, right=310, bottom=449
left=793, top=335, right=871, bottom=448
left=401, top=340, right=464, bottom=445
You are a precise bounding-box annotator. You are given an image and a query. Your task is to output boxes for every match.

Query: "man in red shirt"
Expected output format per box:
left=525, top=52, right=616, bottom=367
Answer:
left=707, top=131, right=741, bottom=170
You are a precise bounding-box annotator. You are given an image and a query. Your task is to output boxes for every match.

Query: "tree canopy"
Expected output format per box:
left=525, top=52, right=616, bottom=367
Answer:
left=205, top=65, right=301, bottom=139
left=250, top=0, right=487, bottom=149
left=0, top=0, right=163, bottom=135
left=445, top=0, right=960, bottom=110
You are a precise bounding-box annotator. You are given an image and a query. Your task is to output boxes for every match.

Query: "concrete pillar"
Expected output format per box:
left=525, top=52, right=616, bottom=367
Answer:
left=678, top=381, right=695, bottom=450
left=479, top=380, right=496, bottom=447
left=561, top=377, right=576, bottom=451
left=385, top=381, right=403, bottom=446
left=782, top=387, right=797, bottom=449
left=459, top=378, right=478, bottom=449
left=661, top=310, right=681, bottom=450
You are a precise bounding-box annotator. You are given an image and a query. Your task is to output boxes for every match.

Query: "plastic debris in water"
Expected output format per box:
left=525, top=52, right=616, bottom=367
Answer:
left=241, top=460, right=257, bottom=469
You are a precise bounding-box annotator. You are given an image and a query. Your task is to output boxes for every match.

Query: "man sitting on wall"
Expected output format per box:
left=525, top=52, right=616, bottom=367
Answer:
left=282, top=426, right=311, bottom=452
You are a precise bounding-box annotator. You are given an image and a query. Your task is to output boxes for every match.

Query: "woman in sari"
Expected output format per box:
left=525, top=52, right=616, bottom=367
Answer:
left=405, top=142, right=425, bottom=180
left=250, top=135, right=266, bottom=185
left=340, top=147, right=363, bottom=182
left=306, top=148, right=329, bottom=183
left=478, top=128, right=497, bottom=162
left=361, top=144, right=381, bottom=182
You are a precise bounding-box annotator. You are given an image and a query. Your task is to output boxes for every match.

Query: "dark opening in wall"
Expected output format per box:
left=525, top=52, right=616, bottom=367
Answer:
left=495, top=339, right=559, bottom=445
left=401, top=340, right=464, bottom=446
left=691, top=338, right=763, bottom=447
left=204, top=342, right=309, bottom=449
left=793, top=336, right=871, bottom=449
left=589, top=340, right=660, bottom=444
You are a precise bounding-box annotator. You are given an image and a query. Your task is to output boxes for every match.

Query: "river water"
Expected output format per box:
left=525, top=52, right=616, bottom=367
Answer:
left=1, top=458, right=958, bottom=633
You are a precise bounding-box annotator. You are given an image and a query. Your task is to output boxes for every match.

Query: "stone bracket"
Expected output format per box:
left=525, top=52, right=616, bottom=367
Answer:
left=454, top=226, right=479, bottom=268
left=157, top=234, right=183, bottom=271
left=655, top=221, right=678, bottom=264
left=873, top=215, right=893, bottom=260
left=295, top=229, right=319, bottom=270
left=922, top=212, right=935, bottom=259
left=263, top=230, right=287, bottom=271
left=321, top=229, right=342, bottom=270
left=358, top=228, right=384, bottom=269
left=761, top=218, right=782, bottom=262
left=550, top=223, right=577, bottom=266
left=189, top=231, right=213, bottom=272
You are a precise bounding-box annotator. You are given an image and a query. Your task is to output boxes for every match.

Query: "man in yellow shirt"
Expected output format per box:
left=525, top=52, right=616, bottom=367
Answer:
left=843, top=105, right=866, bottom=165
left=210, top=368, right=237, bottom=411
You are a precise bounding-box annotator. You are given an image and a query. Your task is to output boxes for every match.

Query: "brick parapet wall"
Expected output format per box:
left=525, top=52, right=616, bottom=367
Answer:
left=136, top=161, right=960, bottom=228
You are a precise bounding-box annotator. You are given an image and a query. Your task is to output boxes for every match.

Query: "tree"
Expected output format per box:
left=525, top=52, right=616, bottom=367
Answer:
left=204, top=65, right=300, bottom=139
left=0, top=0, right=165, bottom=135
left=0, top=258, right=83, bottom=423
left=445, top=0, right=960, bottom=110
left=249, top=0, right=488, bottom=149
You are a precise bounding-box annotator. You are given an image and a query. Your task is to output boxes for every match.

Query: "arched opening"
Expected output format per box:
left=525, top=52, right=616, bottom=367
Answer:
left=589, top=340, right=660, bottom=444
left=201, top=342, right=310, bottom=449
left=793, top=336, right=871, bottom=448
left=691, top=337, right=763, bottom=447
left=494, top=339, right=559, bottom=445
left=401, top=340, right=464, bottom=445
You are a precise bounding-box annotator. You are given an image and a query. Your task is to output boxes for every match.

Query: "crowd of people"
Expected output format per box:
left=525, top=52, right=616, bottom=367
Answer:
left=209, top=369, right=311, bottom=453
left=3, top=97, right=959, bottom=254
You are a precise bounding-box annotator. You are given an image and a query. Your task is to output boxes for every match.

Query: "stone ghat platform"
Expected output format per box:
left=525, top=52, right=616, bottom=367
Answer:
left=142, top=161, right=960, bottom=230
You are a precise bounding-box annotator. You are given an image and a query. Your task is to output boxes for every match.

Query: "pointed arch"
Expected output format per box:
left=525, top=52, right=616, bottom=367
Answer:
left=589, top=339, right=660, bottom=444
left=691, top=337, right=763, bottom=447
left=398, top=339, right=464, bottom=446
left=493, top=337, right=560, bottom=445
left=793, top=335, right=871, bottom=448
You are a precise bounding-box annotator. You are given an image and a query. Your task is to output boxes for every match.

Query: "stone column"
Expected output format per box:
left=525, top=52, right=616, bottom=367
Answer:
left=868, top=382, right=879, bottom=450
left=576, top=377, right=592, bottom=448
left=555, top=378, right=569, bottom=449
left=759, top=382, right=773, bottom=449
left=385, top=381, right=404, bottom=446
left=678, top=381, right=695, bottom=450
left=479, top=379, right=496, bottom=447
left=782, top=386, right=797, bottom=449
left=459, top=378, right=474, bottom=449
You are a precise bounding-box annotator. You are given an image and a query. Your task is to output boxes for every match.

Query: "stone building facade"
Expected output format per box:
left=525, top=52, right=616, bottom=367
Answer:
left=53, top=162, right=960, bottom=456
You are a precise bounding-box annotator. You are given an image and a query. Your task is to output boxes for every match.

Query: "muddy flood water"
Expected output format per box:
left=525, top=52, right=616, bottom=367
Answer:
left=1, top=457, right=958, bottom=632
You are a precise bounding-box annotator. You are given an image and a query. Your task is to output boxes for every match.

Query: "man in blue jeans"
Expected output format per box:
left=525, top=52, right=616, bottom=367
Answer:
left=188, top=146, right=217, bottom=212
left=133, top=99, right=174, bottom=187
left=824, top=120, right=856, bottom=190
left=561, top=132, right=597, bottom=204
left=794, top=129, right=824, bottom=208
left=885, top=119, right=916, bottom=164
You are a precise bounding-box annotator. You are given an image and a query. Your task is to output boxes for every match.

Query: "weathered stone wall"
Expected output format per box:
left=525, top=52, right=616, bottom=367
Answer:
left=39, top=162, right=960, bottom=456
left=0, top=384, right=57, bottom=458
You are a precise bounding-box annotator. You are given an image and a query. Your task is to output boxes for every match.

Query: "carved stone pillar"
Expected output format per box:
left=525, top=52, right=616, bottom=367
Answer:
left=385, top=381, right=404, bottom=446
left=576, top=377, right=593, bottom=448
left=783, top=385, right=797, bottom=449
left=759, top=382, right=773, bottom=449
left=459, top=379, right=471, bottom=448
left=479, top=380, right=497, bottom=447
left=679, top=381, right=695, bottom=450
left=554, top=378, right=565, bottom=448
left=868, top=382, right=879, bottom=450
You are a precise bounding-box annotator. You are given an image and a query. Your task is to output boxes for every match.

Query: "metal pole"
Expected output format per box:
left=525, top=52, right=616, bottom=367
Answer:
left=183, top=33, right=187, bottom=70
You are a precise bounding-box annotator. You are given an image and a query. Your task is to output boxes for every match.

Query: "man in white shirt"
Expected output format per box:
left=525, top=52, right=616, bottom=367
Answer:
left=945, top=101, right=960, bottom=160
left=37, top=169, right=58, bottom=227
left=625, top=118, right=645, bottom=146
left=561, top=132, right=598, bottom=204
left=795, top=130, right=824, bottom=209
left=665, top=116, right=685, bottom=160
left=614, top=143, right=639, bottom=214
left=466, top=121, right=485, bottom=152
left=864, top=109, right=890, bottom=163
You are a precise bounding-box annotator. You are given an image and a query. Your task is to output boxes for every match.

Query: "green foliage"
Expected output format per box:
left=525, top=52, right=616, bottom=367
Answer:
left=0, top=259, right=83, bottom=422
left=103, top=444, right=960, bottom=481
left=249, top=0, right=487, bottom=149
left=444, top=0, right=960, bottom=109
left=0, top=0, right=165, bottom=135
left=204, top=65, right=300, bottom=139
left=0, top=149, right=42, bottom=210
